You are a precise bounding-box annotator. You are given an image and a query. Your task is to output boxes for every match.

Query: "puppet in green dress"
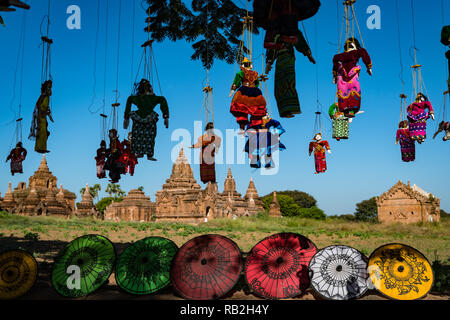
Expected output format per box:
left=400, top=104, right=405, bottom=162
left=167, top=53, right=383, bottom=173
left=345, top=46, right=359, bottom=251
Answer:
left=123, top=79, right=169, bottom=161
left=29, top=80, right=53, bottom=153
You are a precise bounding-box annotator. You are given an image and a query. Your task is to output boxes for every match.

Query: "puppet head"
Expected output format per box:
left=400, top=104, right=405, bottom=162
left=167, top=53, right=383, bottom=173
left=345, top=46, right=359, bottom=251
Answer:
left=16, top=142, right=23, bottom=149
left=205, top=122, right=214, bottom=131
left=313, top=133, right=322, bottom=141
left=137, top=78, right=154, bottom=96
left=41, top=80, right=53, bottom=96
left=415, top=92, right=428, bottom=102
left=241, top=57, right=253, bottom=70
left=398, top=120, right=408, bottom=129
left=344, top=37, right=361, bottom=52
left=109, top=129, right=118, bottom=140
left=100, top=140, right=106, bottom=148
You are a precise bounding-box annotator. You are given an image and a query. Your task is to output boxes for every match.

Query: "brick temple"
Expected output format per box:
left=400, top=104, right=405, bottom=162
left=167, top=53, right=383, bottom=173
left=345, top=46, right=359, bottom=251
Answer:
left=376, top=181, right=440, bottom=224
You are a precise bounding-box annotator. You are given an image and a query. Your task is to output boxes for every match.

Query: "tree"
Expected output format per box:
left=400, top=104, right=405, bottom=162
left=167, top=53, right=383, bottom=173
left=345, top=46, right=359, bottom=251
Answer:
left=105, top=184, right=126, bottom=199
left=262, top=190, right=317, bottom=209
left=96, top=197, right=123, bottom=214
left=145, top=0, right=258, bottom=69
left=137, top=186, right=145, bottom=192
left=297, top=206, right=326, bottom=220
left=354, top=197, right=378, bottom=222
left=79, top=184, right=102, bottom=202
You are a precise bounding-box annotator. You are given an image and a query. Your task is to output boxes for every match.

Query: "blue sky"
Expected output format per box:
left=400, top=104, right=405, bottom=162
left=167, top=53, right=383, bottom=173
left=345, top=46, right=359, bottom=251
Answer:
left=1, top=0, right=449, bottom=215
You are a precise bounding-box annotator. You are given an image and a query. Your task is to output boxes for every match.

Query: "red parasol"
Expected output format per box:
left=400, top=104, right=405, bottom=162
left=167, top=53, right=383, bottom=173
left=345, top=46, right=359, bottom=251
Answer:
left=170, top=234, right=243, bottom=300
left=244, top=232, right=317, bottom=299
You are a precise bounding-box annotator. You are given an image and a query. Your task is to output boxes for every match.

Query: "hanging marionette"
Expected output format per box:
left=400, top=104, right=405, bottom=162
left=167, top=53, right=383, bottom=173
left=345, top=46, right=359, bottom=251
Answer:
left=395, top=120, right=415, bottom=162
left=104, top=129, right=125, bottom=183
left=328, top=103, right=349, bottom=141
left=441, top=25, right=450, bottom=91
left=264, top=31, right=316, bottom=118
left=189, top=122, right=221, bottom=184
left=229, top=57, right=267, bottom=130
left=308, top=133, right=331, bottom=174
left=118, top=132, right=138, bottom=176
left=332, top=38, right=372, bottom=120
left=245, top=115, right=286, bottom=169
left=5, top=142, right=27, bottom=176
left=406, top=92, right=434, bottom=144
left=123, top=78, right=169, bottom=161
left=28, top=80, right=54, bottom=153
left=433, top=121, right=450, bottom=141
left=95, top=140, right=108, bottom=179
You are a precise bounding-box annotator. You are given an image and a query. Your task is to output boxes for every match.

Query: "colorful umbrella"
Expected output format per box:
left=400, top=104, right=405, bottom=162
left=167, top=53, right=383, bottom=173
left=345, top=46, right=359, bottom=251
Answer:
left=0, top=249, right=38, bottom=300
left=170, top=234, right=243, bottom=300
left=51, top=234, right=116, bottom=298
left=368, top=243, right=434, bottom=300
left=309, top=245, right=369, bottom=300
left=115, top=236, right=178, bottom=295
left=244, top=232, right=317, bottom=299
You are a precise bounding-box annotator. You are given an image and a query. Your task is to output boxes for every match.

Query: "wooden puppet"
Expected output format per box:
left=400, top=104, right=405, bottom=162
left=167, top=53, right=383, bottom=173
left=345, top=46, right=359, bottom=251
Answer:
left=5, top=142, right=27, bottom=175
left=332, top=38, right=372, bottom=119
left=229, top=57, right=267, bottom=130
left=395, top=120, right=415, bottom=162
left=190, top=122, right=222, bottom=184
left=308, top=133, right=331, bottom=174
left=406, top=93, right=434, bottom=144
left=124, top=78, right=169, bottom=161
left=95, top=140, right=109, bottom=179
left=104, top=129, right=125, bottom=183
left=433, top=121, right=450, bottom=141
left=29, top=80, right=54, bottom=153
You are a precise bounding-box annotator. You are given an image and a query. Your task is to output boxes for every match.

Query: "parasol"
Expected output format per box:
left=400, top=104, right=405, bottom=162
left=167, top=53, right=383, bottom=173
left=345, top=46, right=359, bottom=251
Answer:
left=368, top=243, right=434, bottom=300
left=51, top=234, right=116, bottom=298
left=0, top=249, right=38, bottom=300
left=244, top=232, right=317, bottom=299
left=115, top=236, right=178, bottom=295
left=309, top=245, right=369, bottom=300
left=170, top=234, right=243, bottom=300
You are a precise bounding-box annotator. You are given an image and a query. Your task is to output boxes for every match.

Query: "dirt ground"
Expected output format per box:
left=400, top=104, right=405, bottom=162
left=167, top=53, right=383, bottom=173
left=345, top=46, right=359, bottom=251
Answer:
left=1, top=236, right=448, bottom=301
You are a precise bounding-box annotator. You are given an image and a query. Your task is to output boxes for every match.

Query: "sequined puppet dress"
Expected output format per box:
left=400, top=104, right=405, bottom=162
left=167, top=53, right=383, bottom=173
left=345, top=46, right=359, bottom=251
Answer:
left=6, top=142, right=27, bottom=175
left=191, top=123, right=221, bottom=184
left=104, top=129, right=125, bottom=183
left=308, top=134, right=331, bottom=174
left=118, top=134, right=138, bottom=176
left=396, top=121, right=415, bottom=162
left=95, top=140, right=109, bottom=179
left=29, top=80, right=53, bottom=153
left=407, top=93, right=434, bottom=143
left=124, top=79, right=169, bottom=161
left=332, top=38, right=372, bottom=118
left=230, top=59, right=267, bottom=130
left=245, top=117, right=286, bottom=168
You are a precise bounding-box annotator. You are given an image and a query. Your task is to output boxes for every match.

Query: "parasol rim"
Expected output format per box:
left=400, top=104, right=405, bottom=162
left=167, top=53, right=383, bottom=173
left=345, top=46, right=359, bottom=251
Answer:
left=0, top=249, right=39, bottom=300
left=51, top=234, right=116, bottom=298
left=114, top=236, right=178, bottom=295
left=368, top=242, right=435, bottom=301
left=170, top=234, right=243, bottom=300
left=308, top=245, right=370, bottom=301
left=244, top=232, right=318, bottom=300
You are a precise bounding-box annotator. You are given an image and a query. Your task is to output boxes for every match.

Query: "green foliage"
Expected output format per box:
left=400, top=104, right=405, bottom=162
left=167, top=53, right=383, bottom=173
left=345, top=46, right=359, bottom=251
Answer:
left=24, top=231, right=39, bottom=241
left=96, top=197, right=123, bottom=214
left=262, top=190, right=317, bottom=211
left=432, top=258, right=450, bottom=293
left=145, top=0, right=257, bottom=69
left=80, top=184, right=102, bottom=202
left=137, top=186, right=145, bottom=192
left=354, top=197, right=378, bottom=222
left=105, top=184, right=126, bottom=198
left=297, top=206, right=326, bottom=220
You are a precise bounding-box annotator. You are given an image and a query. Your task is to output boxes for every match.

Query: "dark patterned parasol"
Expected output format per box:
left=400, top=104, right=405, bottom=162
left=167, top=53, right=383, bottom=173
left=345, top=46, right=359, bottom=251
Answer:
left=115, top=236, right=178, bottom=295
left=244, top=232, right=317, bottom=299
left=368, top=243, right=434, bottom=300
left=170, top=234, right=243, bottom=300
left=0, top=250, right=38, bottom=300
left=51, top=234, right=116, bottom=298
left=309, top=245, right=369, bottom=300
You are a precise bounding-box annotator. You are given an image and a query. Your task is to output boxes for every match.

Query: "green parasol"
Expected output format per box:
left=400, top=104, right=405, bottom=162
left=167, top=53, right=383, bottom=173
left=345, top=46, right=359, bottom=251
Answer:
left=115, top=237, right=178, bottom=295
left=51, top=234, right=116, bottom=298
